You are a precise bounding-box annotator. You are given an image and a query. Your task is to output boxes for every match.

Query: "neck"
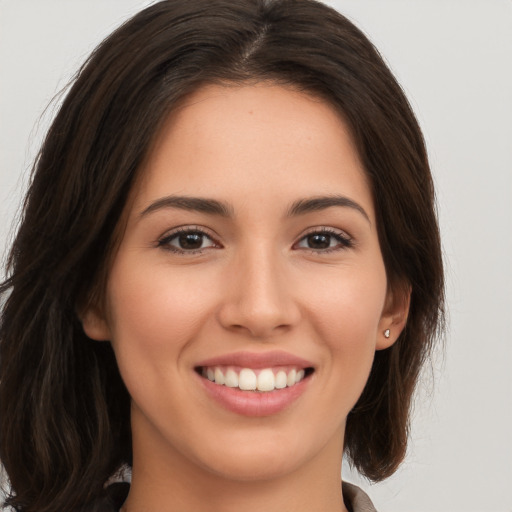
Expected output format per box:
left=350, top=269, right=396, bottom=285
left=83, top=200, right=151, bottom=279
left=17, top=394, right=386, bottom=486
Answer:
left=123, top=418, right=349, bottom=512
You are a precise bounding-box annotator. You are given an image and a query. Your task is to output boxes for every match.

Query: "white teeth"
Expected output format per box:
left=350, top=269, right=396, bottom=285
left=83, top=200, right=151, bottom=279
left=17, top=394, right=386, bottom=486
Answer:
left=238, top=368, right=257, bottom=390
left=287, top=369, right=297, bottom=387
left=214, top=367, right=225, bottom=385
left=257, top=369, right=275, bottom=392
left=224, top=368, right=239, bottom=388
left=203, top=366, right=309, bottom=392
left=275, top=370, right=287, bottom=389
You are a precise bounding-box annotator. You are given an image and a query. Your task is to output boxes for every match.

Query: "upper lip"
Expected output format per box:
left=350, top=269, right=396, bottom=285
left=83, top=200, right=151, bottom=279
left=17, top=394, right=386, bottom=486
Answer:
left=195, top=350, right=314, bottom=369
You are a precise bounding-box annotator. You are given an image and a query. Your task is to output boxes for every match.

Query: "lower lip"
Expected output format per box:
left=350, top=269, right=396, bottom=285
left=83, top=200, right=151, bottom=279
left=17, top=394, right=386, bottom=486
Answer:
left=197, top=373, right=311, bottom=417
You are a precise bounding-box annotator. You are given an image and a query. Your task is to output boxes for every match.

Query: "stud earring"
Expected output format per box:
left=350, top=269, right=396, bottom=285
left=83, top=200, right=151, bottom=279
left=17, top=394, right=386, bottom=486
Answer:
left=384, top=329, right=390, bottom=339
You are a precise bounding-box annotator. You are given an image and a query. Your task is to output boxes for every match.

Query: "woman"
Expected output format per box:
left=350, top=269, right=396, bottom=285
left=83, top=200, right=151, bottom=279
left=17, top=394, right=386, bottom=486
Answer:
left=0, top=1, right=444, bottom=511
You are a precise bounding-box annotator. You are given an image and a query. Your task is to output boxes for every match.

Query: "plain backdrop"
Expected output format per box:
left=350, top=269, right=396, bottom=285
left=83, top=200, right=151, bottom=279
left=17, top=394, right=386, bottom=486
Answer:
left=1, top=1, right=511, bottom=511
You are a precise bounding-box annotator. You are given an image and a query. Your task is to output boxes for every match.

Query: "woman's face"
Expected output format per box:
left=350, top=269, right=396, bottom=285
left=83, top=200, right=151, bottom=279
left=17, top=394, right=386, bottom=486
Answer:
left=83, top=84, right=401, bottom=483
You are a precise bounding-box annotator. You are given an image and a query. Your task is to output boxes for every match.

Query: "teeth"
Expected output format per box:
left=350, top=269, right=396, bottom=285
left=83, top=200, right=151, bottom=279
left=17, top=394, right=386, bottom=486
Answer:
left=214, top=367, right=225, bottom=385
left=239, top=368, right=257, bottom=390
left=203, top=366, right=308, bottom=392
left=224, top=368, right=239, bottom=388
left=275, top=370, right=287, bottom=389
left=257, top=369, right=275, bottom=392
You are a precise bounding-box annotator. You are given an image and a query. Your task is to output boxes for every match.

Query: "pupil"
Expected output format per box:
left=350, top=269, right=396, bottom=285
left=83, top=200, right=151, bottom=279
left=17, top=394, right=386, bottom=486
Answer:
left=308, top=234, right=330, bottom=249
left=179, top=233, right=203, bottom=249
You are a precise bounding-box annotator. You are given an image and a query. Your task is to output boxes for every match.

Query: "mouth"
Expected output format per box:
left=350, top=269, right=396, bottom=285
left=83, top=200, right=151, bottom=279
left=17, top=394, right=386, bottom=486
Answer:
left=195, top=365, right=315, bottom=392
left=194, top=352, right=315, bottom=416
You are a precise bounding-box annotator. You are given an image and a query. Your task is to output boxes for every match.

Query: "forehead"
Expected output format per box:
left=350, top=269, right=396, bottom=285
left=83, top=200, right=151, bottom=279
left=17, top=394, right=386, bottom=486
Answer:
left=131, top=83, right=373, bottom=220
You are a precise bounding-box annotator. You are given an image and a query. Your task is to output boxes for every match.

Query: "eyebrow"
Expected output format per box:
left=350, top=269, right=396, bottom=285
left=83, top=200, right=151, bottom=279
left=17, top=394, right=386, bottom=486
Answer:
left=286, top=195, right=370, bottom=223
left=140, top=194, right=370, bottom=223
left=140, top=195, right=233, bottom=218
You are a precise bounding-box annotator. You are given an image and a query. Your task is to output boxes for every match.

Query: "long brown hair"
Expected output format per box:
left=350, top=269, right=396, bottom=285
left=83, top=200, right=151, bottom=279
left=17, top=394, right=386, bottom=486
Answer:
left=0, top=1, right=444, bottom=510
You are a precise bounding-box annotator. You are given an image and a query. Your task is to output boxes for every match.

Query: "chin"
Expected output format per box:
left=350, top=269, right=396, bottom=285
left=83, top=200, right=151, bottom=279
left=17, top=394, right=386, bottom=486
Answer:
left=185, top=423, right=340, bottom=483
left=198, top=447, right=306, bottom=483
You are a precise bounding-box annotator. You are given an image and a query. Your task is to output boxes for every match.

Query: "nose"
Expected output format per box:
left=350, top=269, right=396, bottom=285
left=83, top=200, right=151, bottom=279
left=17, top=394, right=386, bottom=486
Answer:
left=217, top=247, right=301, bottom=339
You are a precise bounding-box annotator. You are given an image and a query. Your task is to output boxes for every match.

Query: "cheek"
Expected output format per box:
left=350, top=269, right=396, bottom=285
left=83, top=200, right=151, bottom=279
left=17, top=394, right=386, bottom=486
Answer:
left=103, top=257, right=224, bottom=426
left=104, top=257, right=223, bottom=394
left=107, top=259, right=214, bottom=343
left=309, top=263, right=387, bottom=339
left=305, top=262, right=387, bottom=392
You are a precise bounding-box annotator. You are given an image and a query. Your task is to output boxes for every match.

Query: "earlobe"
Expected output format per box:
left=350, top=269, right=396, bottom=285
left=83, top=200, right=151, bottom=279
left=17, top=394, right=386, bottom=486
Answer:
left=79, top=305, right=111, bottom=341
left=376, top=284, right=411, bottom=350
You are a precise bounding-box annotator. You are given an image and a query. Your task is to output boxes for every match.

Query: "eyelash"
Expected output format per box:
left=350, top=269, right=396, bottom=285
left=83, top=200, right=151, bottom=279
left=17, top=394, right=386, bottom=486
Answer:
left=157, top=227, right=218, bottom=254
left=157, top=227, right=353, bottom=255
left=295, top=227, right=354, bottom=254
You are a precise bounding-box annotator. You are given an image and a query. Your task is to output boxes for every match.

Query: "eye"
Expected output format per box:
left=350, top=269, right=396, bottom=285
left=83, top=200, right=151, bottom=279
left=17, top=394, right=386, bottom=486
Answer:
left=295, top=229, right=352, bottom=252
left=158, top=228, right=218, bottom=253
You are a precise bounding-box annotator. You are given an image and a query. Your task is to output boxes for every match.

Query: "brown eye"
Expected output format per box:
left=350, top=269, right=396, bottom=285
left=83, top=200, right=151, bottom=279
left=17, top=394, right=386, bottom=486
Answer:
left=159, top=229, right=217, bottom=252
left=295, top=229, right=352, bottom=252
left=177, top=232, right=204, bottom=250
left=306, top=233, right=331, bottom=249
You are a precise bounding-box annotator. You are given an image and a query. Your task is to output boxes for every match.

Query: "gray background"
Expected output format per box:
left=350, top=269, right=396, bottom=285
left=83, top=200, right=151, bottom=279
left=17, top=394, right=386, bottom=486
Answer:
left=1, top=1, right=511, bottom=511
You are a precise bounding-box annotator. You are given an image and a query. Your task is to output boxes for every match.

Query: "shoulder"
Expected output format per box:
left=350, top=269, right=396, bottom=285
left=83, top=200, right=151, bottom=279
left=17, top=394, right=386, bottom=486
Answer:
left=342, top=481, right=378, bottom=512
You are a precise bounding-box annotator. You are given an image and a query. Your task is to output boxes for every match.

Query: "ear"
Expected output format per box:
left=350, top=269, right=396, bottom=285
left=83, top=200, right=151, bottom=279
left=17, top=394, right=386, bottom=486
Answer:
left=376, top=283, right=411, bottom=350
left=79, top=304, right=111, bottom=341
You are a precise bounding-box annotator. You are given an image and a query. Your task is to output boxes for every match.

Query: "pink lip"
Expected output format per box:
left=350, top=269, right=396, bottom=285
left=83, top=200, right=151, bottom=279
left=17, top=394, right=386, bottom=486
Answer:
left=198, top=374, right=311, bottom=417
left=195, top=350, right=314, bottom=370
left=194, top=351, right=314, bottom=417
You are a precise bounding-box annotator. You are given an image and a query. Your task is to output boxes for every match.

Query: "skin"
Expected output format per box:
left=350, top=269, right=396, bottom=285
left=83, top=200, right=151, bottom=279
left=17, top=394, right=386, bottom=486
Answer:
left=83, top=84, right=408, bottom=512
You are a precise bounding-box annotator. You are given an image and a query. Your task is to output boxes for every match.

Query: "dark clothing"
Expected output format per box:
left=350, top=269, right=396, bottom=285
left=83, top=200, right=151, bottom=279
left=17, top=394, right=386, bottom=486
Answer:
left=89, top=480, right=377, bottom=512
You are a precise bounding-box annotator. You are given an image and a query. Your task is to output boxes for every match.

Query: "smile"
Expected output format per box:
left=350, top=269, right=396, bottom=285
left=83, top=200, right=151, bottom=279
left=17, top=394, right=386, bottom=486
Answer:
left=199, top=366, right=312, bottom=392
left=194, top=351, right=315, bottom=416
